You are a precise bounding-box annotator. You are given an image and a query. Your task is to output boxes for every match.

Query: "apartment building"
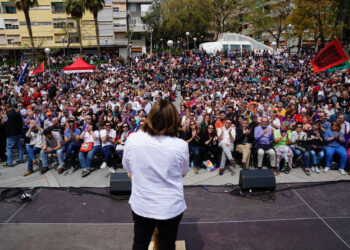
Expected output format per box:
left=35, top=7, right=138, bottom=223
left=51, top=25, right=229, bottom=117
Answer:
left=0, top=0, right=153, bottom=57
left=98, top=0, right=152, bottom=57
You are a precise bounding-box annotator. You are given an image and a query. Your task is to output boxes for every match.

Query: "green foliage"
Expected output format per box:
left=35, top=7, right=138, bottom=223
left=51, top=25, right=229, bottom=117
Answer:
left=244, top=0, right=293, bottom=46
left=11, top=0, right=38, bottom=11
left=210, top=0, right=237, bottom=33
left=286, top=0, right=341, bottom=48
left=65, top=0, right=85, bottom=19
left=161, top=0, right=213, bottom=40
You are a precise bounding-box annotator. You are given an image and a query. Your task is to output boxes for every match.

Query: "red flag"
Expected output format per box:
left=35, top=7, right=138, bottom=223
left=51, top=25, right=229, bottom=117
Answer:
left=30, top=62, right=44, bottom=76
left=312, top=38, right=348, bottom=73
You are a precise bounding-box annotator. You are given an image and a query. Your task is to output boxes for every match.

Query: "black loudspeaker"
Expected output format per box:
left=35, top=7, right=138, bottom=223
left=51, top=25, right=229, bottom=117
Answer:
left=110, top=173, right=132, bottom=195
left=239, top=169, right=276, bottom=191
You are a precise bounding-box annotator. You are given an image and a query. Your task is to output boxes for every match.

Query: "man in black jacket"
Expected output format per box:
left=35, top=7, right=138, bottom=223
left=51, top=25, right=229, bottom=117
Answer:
left=235, top=119, right=254, bottom=169
left=1, top=103, right=24, bottom=167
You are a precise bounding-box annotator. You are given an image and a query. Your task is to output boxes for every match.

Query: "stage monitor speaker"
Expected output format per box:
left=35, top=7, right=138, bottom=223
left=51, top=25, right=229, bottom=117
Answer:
left=110, top=173, right=131, bottom=195
left=239, top=169, right=276, bottom=191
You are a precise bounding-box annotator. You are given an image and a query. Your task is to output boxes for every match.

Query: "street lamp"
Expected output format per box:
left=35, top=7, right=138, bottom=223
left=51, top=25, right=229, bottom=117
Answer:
left=287, top=24, right=293, bottom=49
left=167, top=40, right=174, bottom=57
left=45, top=47, right=51, bottom=71
left=160, top=38, right=163, bottom=52
left=148, top=26, right=153, bottom=55
left=11, top=40, right=16, bottom=61
left=61, top=35, right=65, bottom=57
left=193, top=37, right=197, bottom=50
left=271, top=41, right=277, bottom=55
left=185, top=32, right=190, bottom=50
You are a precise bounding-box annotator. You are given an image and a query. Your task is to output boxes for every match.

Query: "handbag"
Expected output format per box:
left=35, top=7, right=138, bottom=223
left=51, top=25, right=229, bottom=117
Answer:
left=80, top=142, right=94, bottom=152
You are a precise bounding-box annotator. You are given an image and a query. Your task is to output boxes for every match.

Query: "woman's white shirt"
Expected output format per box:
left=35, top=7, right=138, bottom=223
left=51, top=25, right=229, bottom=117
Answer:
left=83, top=130, right=101, bottom=146
left=123, top=131, right=190, bottom=220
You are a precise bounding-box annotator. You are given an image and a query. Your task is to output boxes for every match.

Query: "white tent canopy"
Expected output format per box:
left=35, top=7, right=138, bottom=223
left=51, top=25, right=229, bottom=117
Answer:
left=199, top=33, right=273, bottom=54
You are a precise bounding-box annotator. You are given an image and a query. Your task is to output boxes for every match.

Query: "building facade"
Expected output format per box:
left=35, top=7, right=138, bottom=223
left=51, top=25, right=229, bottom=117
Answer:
left=0, top=0, right=152, bottom=57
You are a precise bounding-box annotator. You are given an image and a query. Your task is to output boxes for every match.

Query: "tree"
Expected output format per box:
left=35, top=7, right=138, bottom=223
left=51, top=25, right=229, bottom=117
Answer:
left=65, top=0, right=85, bottom=55
left=11, top=0, right=38, bottom=54
left=161, top=0, right=213, bottom=41
left=210, top=0, right=237, bottom=35
left=287, top=0, right=340, bottom=50
left=84, top=0, right=105, bottom=59
left=244, top=0, right=293, bottom=47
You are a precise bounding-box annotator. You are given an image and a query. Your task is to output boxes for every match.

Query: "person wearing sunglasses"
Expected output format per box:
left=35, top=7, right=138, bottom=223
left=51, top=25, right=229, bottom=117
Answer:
left=323, top=122, right=347, bottom=175
left=217, top=118, right=236, bottom=175
left=291, top=122, right=309, bottom=174
left=63, top=118, right=82, bottom=174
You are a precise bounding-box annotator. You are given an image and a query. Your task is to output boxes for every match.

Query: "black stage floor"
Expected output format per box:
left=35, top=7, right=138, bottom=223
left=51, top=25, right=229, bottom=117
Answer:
left=0, top=183, right=350, bottom=250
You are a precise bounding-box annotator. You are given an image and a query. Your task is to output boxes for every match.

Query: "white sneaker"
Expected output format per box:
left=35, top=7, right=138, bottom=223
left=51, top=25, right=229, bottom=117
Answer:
left=315, top=167, right=320, bottom=173
left=324, top=167, right=330, bottom=173
left=100, top=162, right=107, bottom=169
left=109, top=167, right=116, bottom=173
left=339, top=169, right=346, bottom=175
left=311, top=167, right=315, bottom=172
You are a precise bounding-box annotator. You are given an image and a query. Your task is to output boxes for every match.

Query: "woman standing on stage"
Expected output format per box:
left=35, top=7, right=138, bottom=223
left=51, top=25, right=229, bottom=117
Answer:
left=123, top=99, right=189, bottom=250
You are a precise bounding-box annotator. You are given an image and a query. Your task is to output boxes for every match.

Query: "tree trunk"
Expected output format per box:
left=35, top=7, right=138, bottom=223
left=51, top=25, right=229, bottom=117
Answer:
left=24, top=9, right=35, bottom=55
left=94, top=12, right=101, bottom=59
left=297, top=34, right=302, bottom=52
left=77, top=18, right=83, bottom=56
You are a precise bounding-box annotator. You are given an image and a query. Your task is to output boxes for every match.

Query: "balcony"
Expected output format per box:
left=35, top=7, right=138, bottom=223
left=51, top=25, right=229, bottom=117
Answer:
left=114, top=25, right=127, bottom=32
left=113, top=11, right=126, bottom=18
left=130, top=24, right=147, bottom=32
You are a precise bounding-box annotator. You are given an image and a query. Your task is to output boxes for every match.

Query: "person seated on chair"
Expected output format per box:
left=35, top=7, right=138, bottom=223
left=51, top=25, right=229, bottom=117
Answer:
left=184, top=120, right=201, bottom=174
left=116, top=122, right=133, bottom=160
left=273, top=121, right=293, bottom=174
left=254, top=117, right=276, bottom=172
left=235, top=118, right=254, bottom=169
left=78, top=124, right=101, bottom=177
left=291, top=122, right=307, bottom=167
left=217, top=118, right=236, bottom=176
left=100, top=121, right=117, bottom=173
left=40, top=128, right=65, bottom=174
left=24, top=120, right=43, bottom=176
left=200, top=123, right=220, bottom=169
left=323, top=121, right=348, bottom=175
left=305, top=120, right=324, bottom=174
left=63, top=117, right=82, bottom=174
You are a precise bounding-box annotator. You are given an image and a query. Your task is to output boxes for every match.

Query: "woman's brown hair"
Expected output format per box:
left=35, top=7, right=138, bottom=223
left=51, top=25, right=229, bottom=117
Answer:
left=143, top=99, right=181, bottom=137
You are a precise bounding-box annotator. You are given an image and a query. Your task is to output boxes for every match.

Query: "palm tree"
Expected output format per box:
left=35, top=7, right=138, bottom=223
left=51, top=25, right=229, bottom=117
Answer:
left=11, top=0, right=38, bottom=53
left=84, top=0, right=105, bottom=59
left=65, top=0, right=85, bottom=55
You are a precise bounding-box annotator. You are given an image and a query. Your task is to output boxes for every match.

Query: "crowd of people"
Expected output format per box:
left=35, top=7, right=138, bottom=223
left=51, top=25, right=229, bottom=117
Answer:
left=0, top=48, right=350, bottom=178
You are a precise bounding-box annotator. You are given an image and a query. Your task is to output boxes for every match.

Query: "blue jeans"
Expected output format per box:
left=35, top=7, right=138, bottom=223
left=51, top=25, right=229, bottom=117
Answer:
left=64, top=141, right=81, bottom=167
left=25, top=144, right=41, bottom=171
left=40, top=146, right=66, bottom=168
left=189, top=145, right=201, bottom=168
left=79, top=145, right=101, bottom=169
left=6, top=135, right=23, bottom=165
left=291, top=146, right=303, bottom=157
left=101, top=145, right=115, bottom=167
left=324, top=146, right=348, bottom=169
left=304, top=150, right=325, bottom=169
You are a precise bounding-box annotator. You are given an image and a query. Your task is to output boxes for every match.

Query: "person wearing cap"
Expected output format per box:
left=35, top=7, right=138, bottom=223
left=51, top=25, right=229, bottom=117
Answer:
left=40, top=128, right=65, bottom=174
left=63, top=118, right=82, bottom=174
left=1, top=103, right=24, bottom=167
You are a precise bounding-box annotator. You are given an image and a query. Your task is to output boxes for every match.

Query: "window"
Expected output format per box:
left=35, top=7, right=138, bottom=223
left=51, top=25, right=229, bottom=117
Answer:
left=131, top=34, right=142, bottom=40
left=4, top=6, right=16, bottom=14
left=223, top=44, right=229, bottom=52
left=242, top=45, right=252, bottom=51
left=53, top=19, right=66, bottom=28
left=5, top=23, right=18, bottom=29
left=129, top=4, right=136, bottom=12
left=230, top=45, right=240, bottom=51
left=113, top=7, right=119, bottom=12
left=7, top=39, right=14, bottom=44
left=52, top=2, right=64, bottom=13
left=37, top=22, right=51, bottom=26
